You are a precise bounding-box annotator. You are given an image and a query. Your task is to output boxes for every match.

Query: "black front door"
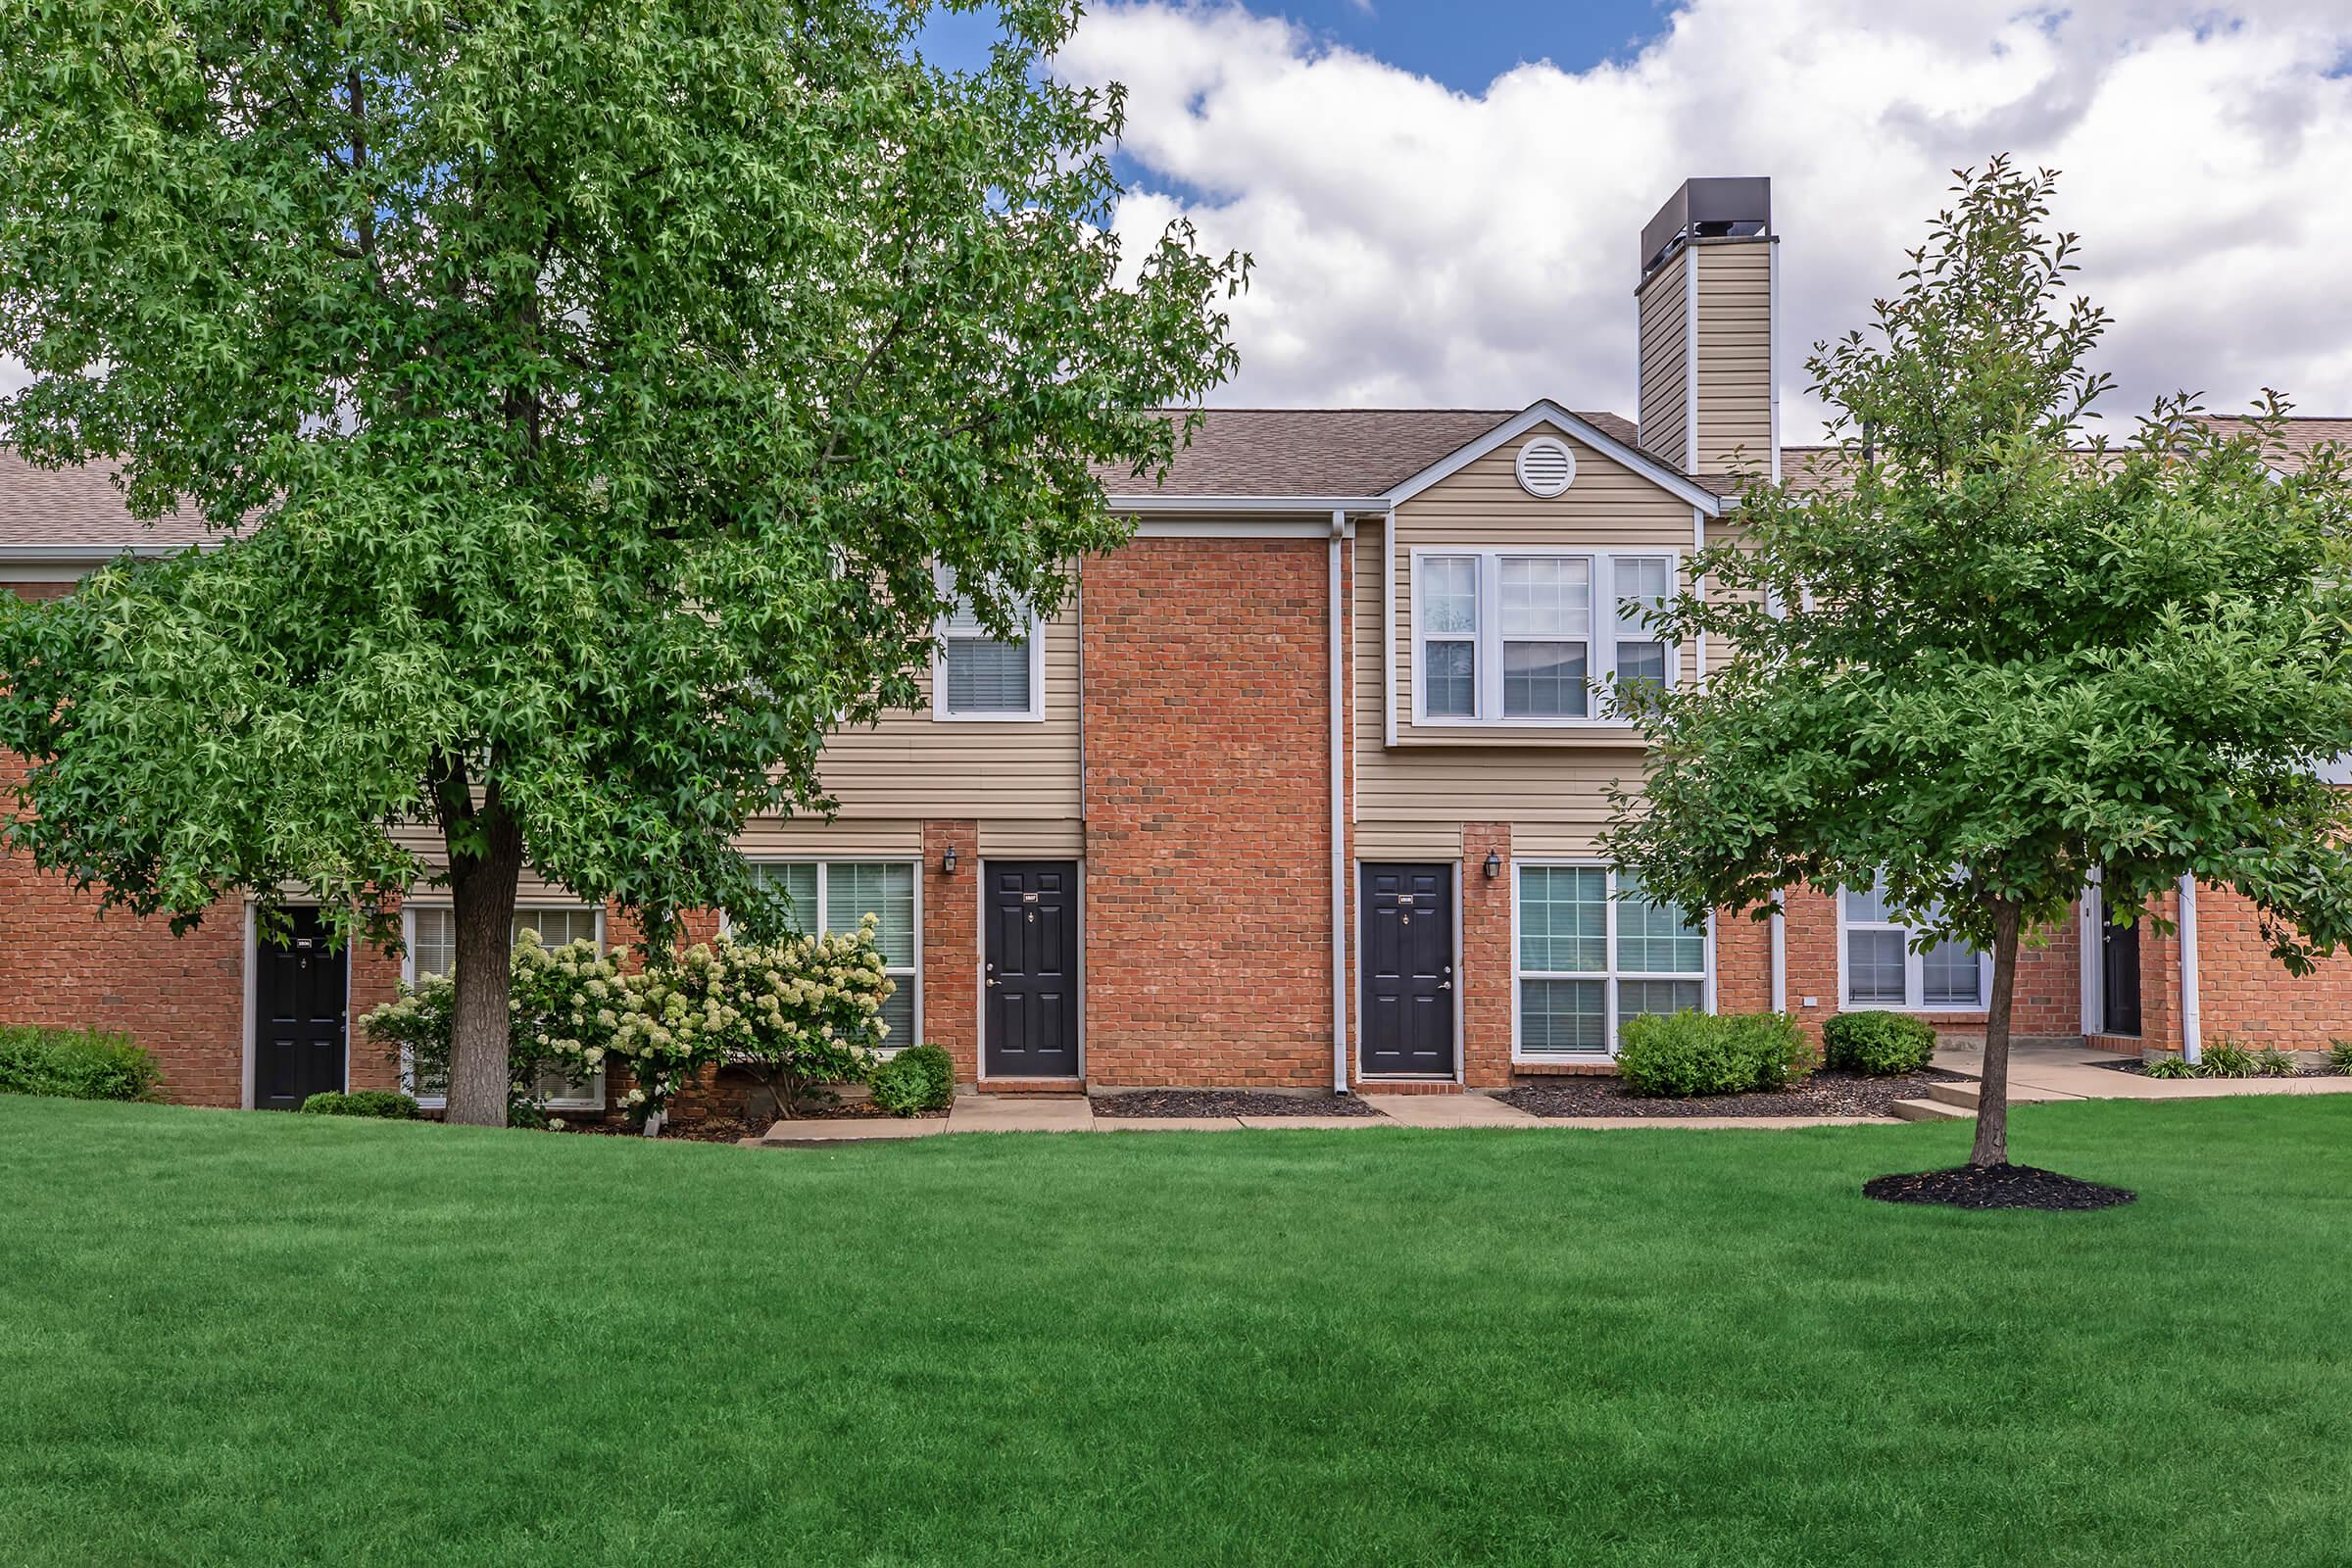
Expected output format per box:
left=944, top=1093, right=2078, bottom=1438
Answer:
left=985, top=861, right=1080, bottom=1078
left=2101, top=914, right=2142, bottom=1038
left=254, top=907, right=348, bottom=1109
left=1360, top=863, right=1455, bottom=1076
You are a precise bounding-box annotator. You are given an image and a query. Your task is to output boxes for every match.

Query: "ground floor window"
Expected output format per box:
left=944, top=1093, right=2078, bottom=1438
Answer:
left=1838, top=880, right=1988, bottom=1009
left=1514, top=864, right=1707, bottom=1055
left=746, top=860, right=919, bottom=1050
left=403, top=905, right=608, bottom=1108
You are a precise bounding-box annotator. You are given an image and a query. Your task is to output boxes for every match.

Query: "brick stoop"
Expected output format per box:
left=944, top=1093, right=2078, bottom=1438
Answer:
left=1353, top=1079, right=1462, bottom=1095
left=974, top=1079, right=1089, bottom=1096
left=1513, top=1061, right=1619, bottom=1078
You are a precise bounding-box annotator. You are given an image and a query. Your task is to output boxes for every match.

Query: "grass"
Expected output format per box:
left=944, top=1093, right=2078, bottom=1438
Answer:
left=3, top=1097, right=2350, bottom=1567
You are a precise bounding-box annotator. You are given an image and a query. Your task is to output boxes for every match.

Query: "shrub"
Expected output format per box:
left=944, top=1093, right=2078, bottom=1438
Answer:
left=2328, top=1039, right=2352, bottom=1073
left=2140, top=1054, right=2196, bottom=1079
left=1616, top=1011, right=1814, bottom=1098
left=870, top=1044, right=956, bottom=1116
left=0, top=1026, right=162, bottom=1102
left=2250, top=1047, right=2301, bottom=1078
left=299, top=1090, right=419, bottom=1118
left=2194, top=1040, right=2260, bottom=1078
left=1822, top=1011, right=1938, bottom=1077
left=613, top=918, right=894, bottom=1122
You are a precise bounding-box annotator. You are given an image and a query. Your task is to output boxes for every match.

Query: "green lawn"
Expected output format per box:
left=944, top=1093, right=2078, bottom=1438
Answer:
left=3, top=1099, right=2349, bottom=1567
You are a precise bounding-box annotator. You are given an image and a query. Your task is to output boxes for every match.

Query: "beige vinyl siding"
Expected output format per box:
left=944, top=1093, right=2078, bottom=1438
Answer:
left=1636, top=254, right=1690, bottom=467
left=1692, top=242, right=1774, bottom=474
left=1355, top=515, right=1653, bottom=839
left=811, top=612, right=1081, bottom=820
left=1388, top=425, right=1698, bottom=748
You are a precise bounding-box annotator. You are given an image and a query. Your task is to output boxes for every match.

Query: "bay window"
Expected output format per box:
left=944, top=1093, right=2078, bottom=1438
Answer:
left=1839, top=880, right=1988, bottom=1009
left=1515, top=864, right=1708, bottom=1055
left=1413, top=549, right=1676, bottom=724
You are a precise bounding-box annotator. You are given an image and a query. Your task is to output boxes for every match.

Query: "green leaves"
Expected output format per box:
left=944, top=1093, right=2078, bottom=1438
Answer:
left=0, top=0, right=1245, bottom=956
left=1607, top=160, right=2352, bottom=971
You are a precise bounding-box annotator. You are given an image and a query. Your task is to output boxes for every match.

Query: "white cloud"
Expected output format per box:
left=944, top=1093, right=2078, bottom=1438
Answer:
left=1058, top=0, right=2352, bottom=435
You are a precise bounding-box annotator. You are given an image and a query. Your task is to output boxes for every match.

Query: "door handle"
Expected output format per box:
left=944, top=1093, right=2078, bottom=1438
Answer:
left=1437, top=980, right=1452, bottom=991
left=986, top=962, right=1000, bottom=989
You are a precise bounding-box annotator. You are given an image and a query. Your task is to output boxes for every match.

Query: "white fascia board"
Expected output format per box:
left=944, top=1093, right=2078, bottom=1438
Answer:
left=1379, top=402, right=1723, bottom=515
left=1109, top=494, right=1387, bottom=514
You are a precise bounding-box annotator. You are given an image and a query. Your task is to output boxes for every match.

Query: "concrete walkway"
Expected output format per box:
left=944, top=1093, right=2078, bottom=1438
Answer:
left=1890, top=1040, right=2352, bottom=1122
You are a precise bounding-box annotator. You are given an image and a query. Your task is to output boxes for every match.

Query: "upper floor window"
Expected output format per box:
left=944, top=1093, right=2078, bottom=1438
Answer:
left=1413, top=549, right=1675, bottom=726
left=935, top=570, right=1044, bottom=721
left=1839, top=880, right=1987, bottom=1010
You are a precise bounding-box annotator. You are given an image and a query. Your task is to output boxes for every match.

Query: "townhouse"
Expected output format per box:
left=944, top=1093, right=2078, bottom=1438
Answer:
left=7, top=174, right=2352, bottom=1113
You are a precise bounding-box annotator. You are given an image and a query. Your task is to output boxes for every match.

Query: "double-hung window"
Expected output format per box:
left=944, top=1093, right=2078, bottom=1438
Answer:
left=747, top=860, right=919, bottom=1050
left=935, top=569, right=1044, bottom=720
left=1514, top=865, right=1708, bottom=1055
left=1414, top=550, right=1676, bottom=724
left=1840, top=880, right=1988, bottom=1009
left=403, top=905, right=607, bottom=1108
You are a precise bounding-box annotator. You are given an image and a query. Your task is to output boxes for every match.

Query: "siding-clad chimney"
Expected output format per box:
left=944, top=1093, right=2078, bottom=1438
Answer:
left=1634, top=176, right=1777, bottom=481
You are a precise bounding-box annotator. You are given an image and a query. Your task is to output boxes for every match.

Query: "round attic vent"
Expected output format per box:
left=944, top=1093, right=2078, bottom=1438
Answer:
left=1515, top=436, right=1576, bottom=498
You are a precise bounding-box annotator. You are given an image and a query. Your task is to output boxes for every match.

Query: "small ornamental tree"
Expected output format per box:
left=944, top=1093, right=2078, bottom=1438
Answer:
left=1605, top=159, right=2352, bottom=1182
left=0, top=0, right=1245, bottom=1125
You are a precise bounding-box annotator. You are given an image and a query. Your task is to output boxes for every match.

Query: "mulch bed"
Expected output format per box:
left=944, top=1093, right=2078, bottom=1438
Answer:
left=563, top=1115, right=762, bottom=1143
left=2095, top=1058, right=2347, bottom=1079
left=1500, top=1067, right=1968, bottom=1120
left=1093, top=1090, right=1379, bottom=1118
left=1863, top=1163, right=2136, bottom=1211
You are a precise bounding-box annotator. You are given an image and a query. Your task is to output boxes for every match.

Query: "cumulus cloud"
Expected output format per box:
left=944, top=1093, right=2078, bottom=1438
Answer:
left=1059, top=0, right=2352, bottom=435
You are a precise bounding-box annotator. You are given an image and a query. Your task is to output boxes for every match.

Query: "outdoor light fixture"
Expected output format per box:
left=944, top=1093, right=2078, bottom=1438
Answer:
left=1484, top=851, right=1501, bottom=879
left=941, top=845, right=958, bottom=876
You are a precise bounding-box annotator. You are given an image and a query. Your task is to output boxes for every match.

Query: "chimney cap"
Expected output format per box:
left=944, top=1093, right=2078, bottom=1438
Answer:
left=1639, top=176, right=1772, bottom=282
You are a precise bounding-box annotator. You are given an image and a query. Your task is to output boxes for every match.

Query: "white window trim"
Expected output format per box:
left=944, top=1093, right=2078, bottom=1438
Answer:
left=1835, top=890, right=1992, bottom=1013
left=731, top=858, right=924, bottom=1055
left=398, top=903, right=609, bottom=1109
left=932, top=568, right=1046, bottom=723
left=1408, top=547, right=1680, bottom=728
left=1509, top=861, right=1713, bottom=1060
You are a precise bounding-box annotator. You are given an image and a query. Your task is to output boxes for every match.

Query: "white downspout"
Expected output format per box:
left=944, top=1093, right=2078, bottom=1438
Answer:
left=2178, top=874, right=2202, bottom=1066
left=1330, top=510, right=1350, bottom=1094
left=1769, top=899, right=1787, bottom=1014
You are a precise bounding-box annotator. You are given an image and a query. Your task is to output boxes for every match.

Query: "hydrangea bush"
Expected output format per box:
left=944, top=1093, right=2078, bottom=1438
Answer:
left=362, top=931, right=620, bottom=1125
left=612, top=915, right=895, bottom=1120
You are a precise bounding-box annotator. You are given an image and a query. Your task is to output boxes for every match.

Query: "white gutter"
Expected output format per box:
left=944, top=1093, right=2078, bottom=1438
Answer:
left=1330, top=508, right=1351, bottom=1094
left=2179, top=874, right=2202, bottom=1066
left=1109, top=494, right=1386, bottom=514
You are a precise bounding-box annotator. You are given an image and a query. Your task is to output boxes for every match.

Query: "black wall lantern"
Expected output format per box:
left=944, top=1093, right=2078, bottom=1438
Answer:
left=941, top=845, right=958, bottom=876
left=1484, top=851, right=1501, bottom=879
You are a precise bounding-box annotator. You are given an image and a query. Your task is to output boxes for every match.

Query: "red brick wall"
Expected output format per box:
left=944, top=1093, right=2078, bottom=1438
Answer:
left=2191, top=882, right=2352, bottom=1051
left=1081, top=537, right=1338, bottom=1087
left=1459, top=824, right=1511, bottom=1087
left=922, top=819, right=978, bottom=1082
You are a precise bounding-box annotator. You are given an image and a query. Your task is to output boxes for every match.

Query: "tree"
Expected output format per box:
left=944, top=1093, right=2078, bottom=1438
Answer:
left=1604, top=159, right=2352, bottom=1175
left=0, top=0, right=1245, bottom=1123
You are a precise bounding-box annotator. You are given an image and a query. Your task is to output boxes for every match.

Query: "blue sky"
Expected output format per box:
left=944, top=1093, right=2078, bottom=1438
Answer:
left=919, top=1, right=1675, bottom=91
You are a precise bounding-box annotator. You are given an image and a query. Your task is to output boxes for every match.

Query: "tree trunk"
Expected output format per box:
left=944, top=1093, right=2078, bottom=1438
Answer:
left=444, top=799, right=524, bottom=1127
left=1969, top=900, right=2023, bottom=1168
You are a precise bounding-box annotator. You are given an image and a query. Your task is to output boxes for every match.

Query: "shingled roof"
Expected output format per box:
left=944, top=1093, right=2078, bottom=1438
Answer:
left=0, top=450, right=209, bottom=553
left=1097, top=408, right=1646, bottom=499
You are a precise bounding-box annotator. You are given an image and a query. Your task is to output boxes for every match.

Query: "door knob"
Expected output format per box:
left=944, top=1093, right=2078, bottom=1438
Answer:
left=1438, top=980, right=1452, bottom=990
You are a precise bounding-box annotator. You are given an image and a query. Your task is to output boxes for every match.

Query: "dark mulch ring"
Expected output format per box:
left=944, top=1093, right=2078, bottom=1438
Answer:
left=1863, top=1163, right=2137, bottom=1211
left=2095, top=1056, right=2347, bottom=1079
left=1092, top=1089, right=1379, bottom=1118
left=1500, top=1067, right=1969, bottom=1120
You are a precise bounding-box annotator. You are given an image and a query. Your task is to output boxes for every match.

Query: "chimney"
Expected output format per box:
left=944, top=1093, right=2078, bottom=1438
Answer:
left=1634, top=176, right=1778, bottom=482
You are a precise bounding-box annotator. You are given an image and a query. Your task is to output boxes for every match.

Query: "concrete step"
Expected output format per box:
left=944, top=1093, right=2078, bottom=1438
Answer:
left=1928, top=1080, right=1982, bottom=1110
left=1890, top=1097, right=1973, bottom=1123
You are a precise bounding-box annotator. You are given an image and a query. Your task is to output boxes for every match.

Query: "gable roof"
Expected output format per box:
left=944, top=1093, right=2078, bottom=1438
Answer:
left=0, top=449, right=209, bottom=556
left=1379, top=401, right=1722, bottom=514
left=1099, top=404, right=1715, bottom=512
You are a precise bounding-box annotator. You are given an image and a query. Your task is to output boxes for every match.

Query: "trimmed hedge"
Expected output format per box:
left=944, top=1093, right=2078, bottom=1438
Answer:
left=1822, top=1011, right=1937, bottom=1077
left=299, top=1090, right=420, bottom=1119
left=1616, top=1011, right=1815, bottom=1098
left=869, top=1044, right=956, bottom=1116
left=0, top=1026, right=162, bottom=1102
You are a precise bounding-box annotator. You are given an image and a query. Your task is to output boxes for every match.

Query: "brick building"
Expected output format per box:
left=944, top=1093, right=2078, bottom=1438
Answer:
left=7, top=175, right=2352, bottom=1109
